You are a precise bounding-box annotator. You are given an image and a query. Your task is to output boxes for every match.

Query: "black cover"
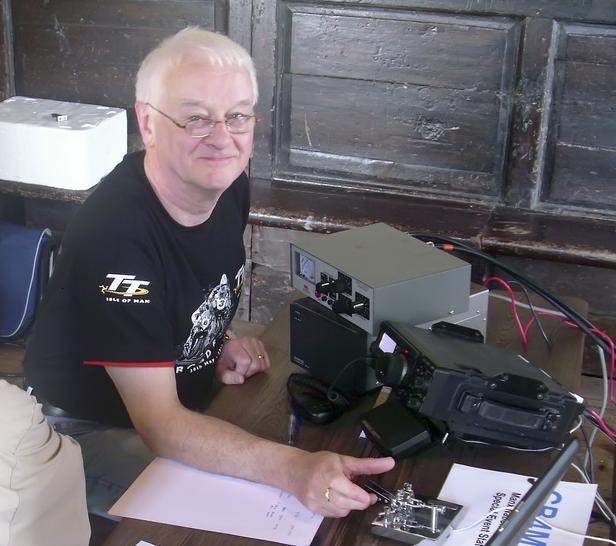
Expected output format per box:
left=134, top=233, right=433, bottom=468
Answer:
left=290, top=297, right=375, bottom=396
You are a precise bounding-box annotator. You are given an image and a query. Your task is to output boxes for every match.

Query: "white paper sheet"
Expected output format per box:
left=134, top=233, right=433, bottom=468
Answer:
left=109, top=458, right=323, bottom=546
left=438, top=464, right=597, bottom=546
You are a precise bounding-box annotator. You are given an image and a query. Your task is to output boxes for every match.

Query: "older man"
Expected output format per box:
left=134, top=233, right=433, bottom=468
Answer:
left=25, top=27, right=394, bottom=519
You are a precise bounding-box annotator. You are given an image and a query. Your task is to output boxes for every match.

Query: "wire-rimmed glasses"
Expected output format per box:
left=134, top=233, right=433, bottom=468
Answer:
left=146, top=102, right=257, bottom=138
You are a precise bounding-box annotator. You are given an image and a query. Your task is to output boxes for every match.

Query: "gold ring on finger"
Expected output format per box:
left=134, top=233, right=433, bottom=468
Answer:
left=324, top=487, right=332, bottom=502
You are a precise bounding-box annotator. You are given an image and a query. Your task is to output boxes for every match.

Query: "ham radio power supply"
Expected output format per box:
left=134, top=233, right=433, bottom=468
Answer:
left=290, top=223, right=471, bottom=335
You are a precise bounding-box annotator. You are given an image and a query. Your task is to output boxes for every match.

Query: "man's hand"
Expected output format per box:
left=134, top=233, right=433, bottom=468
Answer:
left=287, top=451, right=395, bottom=517
left=216, top=336, right=270, bottom=384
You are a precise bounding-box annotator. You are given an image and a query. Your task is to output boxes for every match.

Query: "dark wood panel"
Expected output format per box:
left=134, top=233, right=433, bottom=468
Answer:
left=14, top=25, right=177, bottom=68
left=246, top=0, right=277, bottom=180
left=560, top=23, right=616, bottom=64
left=13, top=0, right=217, bottom=28
left=227, top=0, right=252, bottom=53
left=561, top=61, right=616, bottom=102
left=13, top=25, right=174, bottom=105
left=0, top=0, right=12, bottom=99
left=288, top=75, right=504, bottom=176
left=296, top=0, right=616, bottom=23
left=547, top=144, right=616, bottom=209
left=539, top=22, right=616, bottom=214
left=16, top=57, right=137, bottom=107
left=557, top=101, right=616, bottom=150
left=287, top=4, right=520, bottom=92
left=286, top=149, right=498, bottom=196
left=12, top=1, right=222, bottom=108
left=16, top=51, right=138, bottom=108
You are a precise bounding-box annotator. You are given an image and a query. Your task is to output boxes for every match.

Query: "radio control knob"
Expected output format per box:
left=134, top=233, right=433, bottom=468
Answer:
left=332, top=298, right=366, bottom=316
left=332, top=298, right=353, bottom=314
left=315, top=280, right=335, bottom=294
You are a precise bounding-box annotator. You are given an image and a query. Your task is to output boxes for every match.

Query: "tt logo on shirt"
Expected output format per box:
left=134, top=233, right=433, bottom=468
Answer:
left=99, top=273, right=151, bottom=304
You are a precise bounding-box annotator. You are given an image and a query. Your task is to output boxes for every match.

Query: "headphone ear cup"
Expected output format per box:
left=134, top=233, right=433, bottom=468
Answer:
left=287, top=373, right=329, bottom=394
left=286, top=373, right=349, bottom=424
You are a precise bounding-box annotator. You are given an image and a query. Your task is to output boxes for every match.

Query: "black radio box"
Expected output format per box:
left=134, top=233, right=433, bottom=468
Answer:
left=290, top=297, right=377, bottom=396
left=374, top=321, right=583, bottom=449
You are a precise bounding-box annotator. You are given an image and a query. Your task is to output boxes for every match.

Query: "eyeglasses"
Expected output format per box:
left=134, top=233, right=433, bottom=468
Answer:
left=146, top=102, right=257, bottom=138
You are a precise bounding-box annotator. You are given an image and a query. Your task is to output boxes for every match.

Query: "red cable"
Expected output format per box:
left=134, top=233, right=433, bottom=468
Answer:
left=481, top=276, right=616, bottom=434
left=482, top=276, right=528, bottom=346
left=523, top=312, right=616, bottom=406
left=589, top=409, right=616, bottom=440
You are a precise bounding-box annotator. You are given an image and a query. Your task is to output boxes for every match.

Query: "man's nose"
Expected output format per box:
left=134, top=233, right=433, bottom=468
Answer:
left=203, top=120, right=232, bottom=146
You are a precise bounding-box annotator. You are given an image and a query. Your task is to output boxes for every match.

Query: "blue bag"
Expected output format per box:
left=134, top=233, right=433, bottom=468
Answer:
left=0, top=223, right=55, bottom=340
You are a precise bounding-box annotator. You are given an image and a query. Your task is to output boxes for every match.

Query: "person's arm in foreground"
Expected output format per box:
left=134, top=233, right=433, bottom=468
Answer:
left=106, top=338, right=394, bottom=517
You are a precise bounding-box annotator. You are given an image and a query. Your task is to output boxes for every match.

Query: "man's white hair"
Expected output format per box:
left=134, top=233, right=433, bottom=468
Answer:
left=135, top=27, right=258, bottom=105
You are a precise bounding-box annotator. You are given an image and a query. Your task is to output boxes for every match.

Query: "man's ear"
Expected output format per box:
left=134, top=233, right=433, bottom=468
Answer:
left=134, top=101, right=154, bottom=147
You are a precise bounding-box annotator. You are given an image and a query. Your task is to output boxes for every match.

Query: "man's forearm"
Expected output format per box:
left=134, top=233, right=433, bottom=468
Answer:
left=107, top=365, right=394, bottom=516
left=144, top=404, right=302, bottom=494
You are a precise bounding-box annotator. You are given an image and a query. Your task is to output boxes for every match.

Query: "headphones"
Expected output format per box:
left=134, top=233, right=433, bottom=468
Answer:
left=286, top=373, right=352, bottom=424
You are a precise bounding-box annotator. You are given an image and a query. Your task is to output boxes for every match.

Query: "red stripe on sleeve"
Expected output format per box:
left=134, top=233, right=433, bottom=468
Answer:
left=83, top=360, right=175, bottom=368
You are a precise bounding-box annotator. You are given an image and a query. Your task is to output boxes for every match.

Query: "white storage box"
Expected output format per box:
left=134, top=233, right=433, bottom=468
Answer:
left=0, top=96, right=127, bottom=190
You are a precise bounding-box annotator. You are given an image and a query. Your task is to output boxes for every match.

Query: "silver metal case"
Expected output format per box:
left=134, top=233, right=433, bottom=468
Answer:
left=290, top=223, right=471, bottom=335
left=417, top=283, right=489, bottom=338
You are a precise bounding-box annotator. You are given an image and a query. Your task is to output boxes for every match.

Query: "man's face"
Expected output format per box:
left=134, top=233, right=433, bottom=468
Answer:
left=146, top=61, right=255, bottom=194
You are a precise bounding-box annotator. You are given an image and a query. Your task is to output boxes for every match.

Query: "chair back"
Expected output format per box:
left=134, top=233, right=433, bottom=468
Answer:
left=0, top=223, right=57, bottom=340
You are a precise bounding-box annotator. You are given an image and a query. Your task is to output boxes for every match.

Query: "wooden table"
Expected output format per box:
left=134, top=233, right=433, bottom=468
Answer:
left=103, top=292, right=595, bottom=546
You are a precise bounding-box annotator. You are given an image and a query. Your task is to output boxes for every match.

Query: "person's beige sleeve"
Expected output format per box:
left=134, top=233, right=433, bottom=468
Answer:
left=0, top=380, right=90, bottom=546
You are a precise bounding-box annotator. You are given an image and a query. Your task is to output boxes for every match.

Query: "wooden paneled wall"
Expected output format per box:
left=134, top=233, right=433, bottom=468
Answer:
left=250, top=1, right=616, bottom=219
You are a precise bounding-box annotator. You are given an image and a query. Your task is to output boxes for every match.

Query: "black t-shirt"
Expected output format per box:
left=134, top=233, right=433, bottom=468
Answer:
left=24, top=151, right=249, bottom=426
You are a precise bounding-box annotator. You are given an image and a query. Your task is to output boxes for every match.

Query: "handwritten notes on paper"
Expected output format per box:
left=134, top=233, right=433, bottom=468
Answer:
left=109, top=458, right=323, bottom=546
